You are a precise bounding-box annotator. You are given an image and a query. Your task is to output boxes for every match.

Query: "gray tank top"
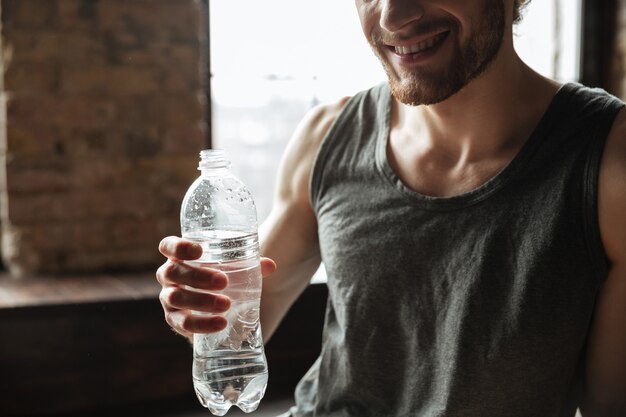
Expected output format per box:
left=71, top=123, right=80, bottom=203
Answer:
left=290, top=83, right=624, bottom=417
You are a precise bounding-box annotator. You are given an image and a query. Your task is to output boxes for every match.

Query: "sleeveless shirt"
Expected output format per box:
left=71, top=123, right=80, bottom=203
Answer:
left=289, top=83, right=624, bottom=417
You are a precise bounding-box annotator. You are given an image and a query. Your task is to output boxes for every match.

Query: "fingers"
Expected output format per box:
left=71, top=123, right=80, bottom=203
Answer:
left=164, top=309, right=228, bottom=336
left=156, top=254, right=231, bottom=336
left=159, top=236, right=203, bottom=260
left=260, top=257, right=277, bottom=277
left=159, top=285, right=231, bottom=336
left=157, top=239, right=275, bottom=337
left=156, top=260, right=228, bottom=291
left=159, top=286, right=231, bottom=313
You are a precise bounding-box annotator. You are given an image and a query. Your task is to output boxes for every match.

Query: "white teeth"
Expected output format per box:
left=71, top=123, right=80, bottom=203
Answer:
left=394, top=33, right=445, bottom=55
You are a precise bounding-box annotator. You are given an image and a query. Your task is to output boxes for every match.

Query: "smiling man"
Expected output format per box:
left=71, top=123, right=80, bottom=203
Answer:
left=157, top=1, right=626, bottom=416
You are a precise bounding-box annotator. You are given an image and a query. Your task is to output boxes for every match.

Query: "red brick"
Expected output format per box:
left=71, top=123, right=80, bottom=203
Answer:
left=155, top=215, right=181, bottom=239
left=6, top=96, right=116, bottom=129
left=109, top=217, right=163, bottom=247
left=5, top=190, right=83, bottom=224
left=86, top=187, right=161, bottom=219
left=115, top=94, right=204, bottom=127
left=59, top=66, right=163, bottom=96
left=162, top=124, right=207, bottom=154
left=60, top=128, right=111, bottom=156
left=160, top=93, right=206, bottom=126
left=61, top=127, right=160, bottom=160
left=114, top=96, right=163, bottom=127
left=71, top=157, right=135, bottom=189
left=3, top=29, right=106, bottom=65
left=4, top=156, right=72, bottom=193
left=70, top=220, right=115, bottom=250
left=99, top=0, right=201, bottom=43
left=107, top=41, right=201, bottom=69
left=3, top=61, right=59, bottom=95
left=64, top=247, right=162, bottom=272
left=5, top=123, right=63, bottom=156
left=56, top=0, right=99, bottom=31
left=161, top=65, right=202, bottom=93
left=0, top=0, right=56, bottom=30
left=135, top=154, right=199, bottom=186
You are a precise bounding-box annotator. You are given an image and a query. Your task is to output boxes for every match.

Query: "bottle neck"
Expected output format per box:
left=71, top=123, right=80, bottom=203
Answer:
left=198, top=149, right=231, bottom=171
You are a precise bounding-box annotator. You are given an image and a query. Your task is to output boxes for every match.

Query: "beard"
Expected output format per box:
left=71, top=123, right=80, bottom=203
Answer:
left=369, top=0, right=506, bottom=106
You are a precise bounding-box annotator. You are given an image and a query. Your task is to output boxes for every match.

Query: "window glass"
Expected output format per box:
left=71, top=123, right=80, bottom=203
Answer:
left=514, top=0, right=582, bottom=81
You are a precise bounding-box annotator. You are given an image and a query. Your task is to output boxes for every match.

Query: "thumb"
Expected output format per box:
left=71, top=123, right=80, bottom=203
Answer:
left=260, top=257, right=276, bottom=278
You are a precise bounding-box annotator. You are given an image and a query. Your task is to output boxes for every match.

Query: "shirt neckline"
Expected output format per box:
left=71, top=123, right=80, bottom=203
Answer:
left=375, top=82, right=578, bottom=211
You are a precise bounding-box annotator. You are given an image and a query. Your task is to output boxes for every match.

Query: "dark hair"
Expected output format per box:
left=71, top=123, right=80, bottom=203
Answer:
left=513, top=0, right=531, bottom=23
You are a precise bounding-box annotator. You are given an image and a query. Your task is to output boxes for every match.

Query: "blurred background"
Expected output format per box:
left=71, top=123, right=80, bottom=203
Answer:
left=0, top=0, right=624, bottom=416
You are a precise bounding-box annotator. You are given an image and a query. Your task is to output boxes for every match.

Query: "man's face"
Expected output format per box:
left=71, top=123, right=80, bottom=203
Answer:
left=356, top=0, right=506, bottom=105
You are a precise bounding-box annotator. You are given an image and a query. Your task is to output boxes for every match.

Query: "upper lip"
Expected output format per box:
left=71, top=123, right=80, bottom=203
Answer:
left=387, top=30, right=450, bottom=55
left=384, top=29, right=451, bottom=48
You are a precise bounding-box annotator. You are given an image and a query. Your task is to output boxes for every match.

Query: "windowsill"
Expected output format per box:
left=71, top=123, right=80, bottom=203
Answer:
left=0, top=270, right=328, bottom=310
left=0, top=271, right=160, bottom=309
left=0, top=270, right=326, bottom=416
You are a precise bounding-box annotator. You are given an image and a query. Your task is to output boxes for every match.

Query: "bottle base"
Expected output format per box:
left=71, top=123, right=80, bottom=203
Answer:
left=194, top=374, right=267, bottom=415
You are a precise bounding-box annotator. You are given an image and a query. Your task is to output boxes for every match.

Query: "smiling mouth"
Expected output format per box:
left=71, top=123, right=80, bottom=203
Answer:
left=391, top=31, right=450, bottom=55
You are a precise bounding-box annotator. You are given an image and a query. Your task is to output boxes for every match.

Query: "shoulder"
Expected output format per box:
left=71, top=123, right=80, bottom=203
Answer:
left=273, top=96, right=351, bottom=204
left=291, top=96, right=352, bottom=155
left=598, top=106, right=626, bottom=264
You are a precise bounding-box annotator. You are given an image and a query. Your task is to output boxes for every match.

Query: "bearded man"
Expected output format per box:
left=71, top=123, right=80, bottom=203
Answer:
left=157, top=1, right=626, bottom=415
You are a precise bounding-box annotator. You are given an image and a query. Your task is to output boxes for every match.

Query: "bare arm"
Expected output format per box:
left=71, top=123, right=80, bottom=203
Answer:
left=580, top=108, right=626, bottom=416
left=259, top=97, right=350, bottom=341
left=156, top=97, right=349, bottom=342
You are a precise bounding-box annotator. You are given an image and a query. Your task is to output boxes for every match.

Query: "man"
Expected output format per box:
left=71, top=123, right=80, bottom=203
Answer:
left=157, top=0, right=626, bottom=415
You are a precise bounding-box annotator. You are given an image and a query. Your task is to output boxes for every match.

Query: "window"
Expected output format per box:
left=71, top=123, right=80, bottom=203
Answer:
left=209, top=1, right=384, bottom=221
left=514, top=0, right=582, bottom=82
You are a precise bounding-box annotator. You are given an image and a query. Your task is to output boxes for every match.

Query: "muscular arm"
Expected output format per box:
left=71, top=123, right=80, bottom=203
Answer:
left=259, top=97, right=349, bottom=341
left=580, top=108, right=626, bottom=417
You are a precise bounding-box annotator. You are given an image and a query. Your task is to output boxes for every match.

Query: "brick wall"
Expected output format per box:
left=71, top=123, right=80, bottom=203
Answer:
left=0, top=0, right=208, bottom=276
left=614, top=0, right=626, bottom=99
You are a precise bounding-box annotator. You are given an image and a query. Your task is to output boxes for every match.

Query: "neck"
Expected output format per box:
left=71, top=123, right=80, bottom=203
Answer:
left=392, top=47, right=559, bottom=165
left=387, top=42, right=561, bottom=197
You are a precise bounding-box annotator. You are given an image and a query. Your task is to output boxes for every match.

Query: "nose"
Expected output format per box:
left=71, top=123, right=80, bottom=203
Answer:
left=379, top=0, right=425, bottom=33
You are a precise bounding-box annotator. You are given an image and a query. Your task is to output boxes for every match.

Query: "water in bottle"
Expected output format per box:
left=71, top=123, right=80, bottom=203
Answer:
left=180, top=150, right=268, bottom=416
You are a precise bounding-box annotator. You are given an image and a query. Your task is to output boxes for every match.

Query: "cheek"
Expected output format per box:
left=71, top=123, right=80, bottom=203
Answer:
left=355, top=2, right=379, bottom=39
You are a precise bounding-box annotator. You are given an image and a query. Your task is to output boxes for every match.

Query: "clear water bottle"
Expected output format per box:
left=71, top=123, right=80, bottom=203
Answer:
left=180, top=149, right=268, bottom=416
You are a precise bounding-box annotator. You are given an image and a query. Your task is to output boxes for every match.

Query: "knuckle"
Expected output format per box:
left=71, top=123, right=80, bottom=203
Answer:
left=164, top=311, right=183, bottom=332
left=162, top=261, right=178, bottom=280
left=160, top=287, right=181, bottom=308
left=156, top=262, right=170, bottom=285
left=164, top=311, right=175, bottom=327
left=180, top=315, right=197, bottom=332
left=158, top=288, right=170, bottom=307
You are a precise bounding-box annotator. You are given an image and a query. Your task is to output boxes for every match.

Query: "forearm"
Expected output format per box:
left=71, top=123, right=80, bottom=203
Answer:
left=581, top=266, right=626, bottom=417
left=258, top=204, right=321, bottom=342
left=260, top=255, right=321, bottom=341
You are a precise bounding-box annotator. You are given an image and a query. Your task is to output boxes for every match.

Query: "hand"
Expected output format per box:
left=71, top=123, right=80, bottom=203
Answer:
left=156, top=236, right=276, bottom=340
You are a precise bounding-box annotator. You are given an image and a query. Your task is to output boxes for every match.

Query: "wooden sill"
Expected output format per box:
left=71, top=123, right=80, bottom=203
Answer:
left=0, top=272, right=326, bottom=417
left=0, top=271, right=160, bottom=309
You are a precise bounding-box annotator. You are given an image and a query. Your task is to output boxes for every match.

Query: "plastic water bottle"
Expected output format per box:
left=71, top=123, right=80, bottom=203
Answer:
left=180, top=149, right=268, bottom=416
